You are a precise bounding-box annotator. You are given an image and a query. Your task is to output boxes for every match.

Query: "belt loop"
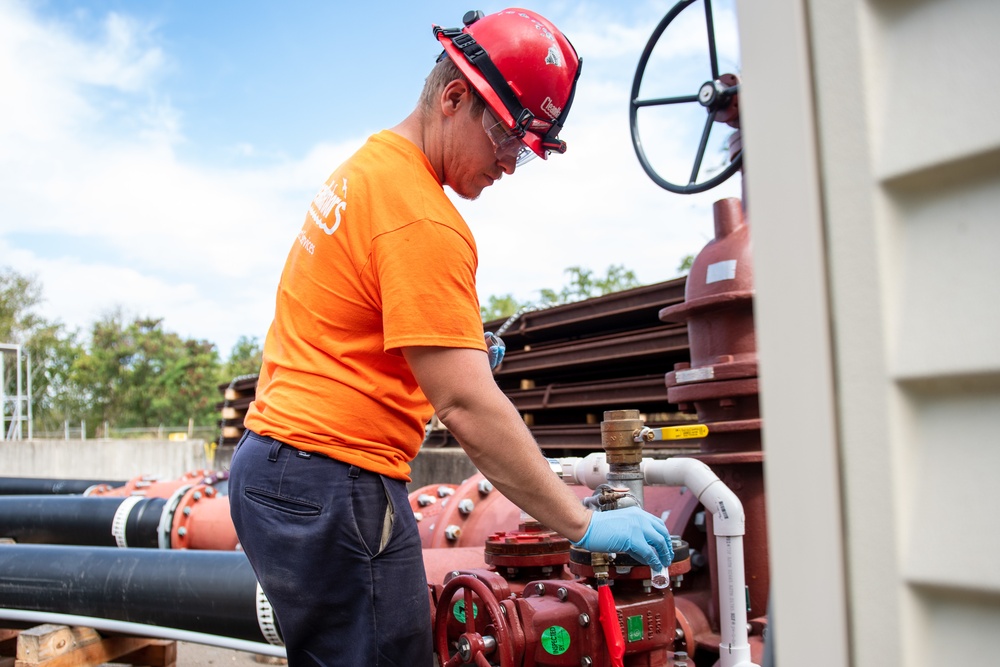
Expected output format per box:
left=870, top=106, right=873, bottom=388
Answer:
left=348, top=465, right=361, bottom=479
left=267, top=440, right=282, bottom=462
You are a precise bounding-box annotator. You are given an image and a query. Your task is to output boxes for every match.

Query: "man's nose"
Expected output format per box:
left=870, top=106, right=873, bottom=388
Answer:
left=498, top=153, right=516, bottom=175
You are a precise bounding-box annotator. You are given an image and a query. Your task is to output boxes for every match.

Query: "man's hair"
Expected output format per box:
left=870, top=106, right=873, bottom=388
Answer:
left=419, top=55, right=487, bottom=115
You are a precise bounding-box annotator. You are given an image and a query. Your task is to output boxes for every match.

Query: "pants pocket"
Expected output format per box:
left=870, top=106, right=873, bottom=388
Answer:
left=353, top=476, right=394, bottom=556
left=244, top=487, right=322, bottom=516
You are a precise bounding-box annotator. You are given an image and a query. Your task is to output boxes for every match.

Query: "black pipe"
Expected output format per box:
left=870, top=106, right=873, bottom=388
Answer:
left=0, top=496, right=165, bottom=548
left=0, top=544, right=274, bottom=643
left=0, top=477, right=124, bottom=495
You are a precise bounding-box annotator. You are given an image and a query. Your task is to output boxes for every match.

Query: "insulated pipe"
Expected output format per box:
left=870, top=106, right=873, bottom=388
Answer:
left=0, top=495, right=166, bottom=548
left=0, top=544, right=275, bottom=644
left=0, top=488, right=240, bottom=551
left=0, top=477, right=125, bottom=495
left=558, top=453, right=757, bottom=667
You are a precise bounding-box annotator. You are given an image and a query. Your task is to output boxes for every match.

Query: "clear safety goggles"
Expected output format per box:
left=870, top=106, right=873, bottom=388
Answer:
left=482, top=108, right=536, bottom=167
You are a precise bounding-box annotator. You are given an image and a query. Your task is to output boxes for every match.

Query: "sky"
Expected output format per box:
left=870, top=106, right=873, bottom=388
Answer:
left=0, top=0, right=742, bottom=356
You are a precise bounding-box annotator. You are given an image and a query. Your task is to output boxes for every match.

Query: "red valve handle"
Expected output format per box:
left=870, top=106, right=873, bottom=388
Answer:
left=599, top=584, right=625, bottom=667
left=434, top=574, right=516, bottom=667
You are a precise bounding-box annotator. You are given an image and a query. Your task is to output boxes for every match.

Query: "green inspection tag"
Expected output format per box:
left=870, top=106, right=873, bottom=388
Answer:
left=540, top=626, right=570, bottom=655
left=627, top=615, right=644, bottom=642
left=452, top=599, right=478, bottom=623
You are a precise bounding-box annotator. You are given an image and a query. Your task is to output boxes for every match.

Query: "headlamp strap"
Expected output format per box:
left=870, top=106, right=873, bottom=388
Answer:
left=434, top=26, right=537, bottom=137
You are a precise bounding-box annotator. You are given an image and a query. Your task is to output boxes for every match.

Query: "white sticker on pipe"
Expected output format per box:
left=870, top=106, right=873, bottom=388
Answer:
left=676, top=366, right=714, bottom=383
left=706, top=259, right=737, bottom=284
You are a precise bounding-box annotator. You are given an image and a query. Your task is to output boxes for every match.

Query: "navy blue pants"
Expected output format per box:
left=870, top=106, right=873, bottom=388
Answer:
left=229, top=431, right=433, bottom=667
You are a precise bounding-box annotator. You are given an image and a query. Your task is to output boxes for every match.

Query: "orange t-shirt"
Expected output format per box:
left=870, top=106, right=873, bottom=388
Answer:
left=244, top=130, right=487, bottom=481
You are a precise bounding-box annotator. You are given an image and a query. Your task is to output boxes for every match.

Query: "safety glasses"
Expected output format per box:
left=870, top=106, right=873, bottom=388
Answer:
left=482, top=108, right=536, bottom=167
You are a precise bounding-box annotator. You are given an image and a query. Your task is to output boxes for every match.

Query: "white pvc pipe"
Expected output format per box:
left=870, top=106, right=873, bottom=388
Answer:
left=0, top=608, right=287, bottom=659
left=557, top=452, right=611, bottom=489
left=558, top=453, right=759, bottom=667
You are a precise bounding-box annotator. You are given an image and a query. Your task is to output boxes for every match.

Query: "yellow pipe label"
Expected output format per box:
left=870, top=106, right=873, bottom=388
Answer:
left=658, top=424, right=709, bottom=440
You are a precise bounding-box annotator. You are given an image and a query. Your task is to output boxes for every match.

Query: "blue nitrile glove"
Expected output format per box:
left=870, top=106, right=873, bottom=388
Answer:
left=571, top=506, right=674, bottom=570
left=484, top=331, right=505, bottom=371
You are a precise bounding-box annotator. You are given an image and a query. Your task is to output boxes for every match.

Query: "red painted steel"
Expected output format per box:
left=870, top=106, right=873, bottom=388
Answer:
left=495, top=325, right=689, bottom=377
left=409, top=473, right=699, bottom=552
left=660, top=198, right=759, bottom=454
left=484, top=278, right=687, bottom=343
left=170, top=485, right=239, bottom=551
left=88, top=470, right=229, bottom=498
left=658, top=197, right=771, bottom=638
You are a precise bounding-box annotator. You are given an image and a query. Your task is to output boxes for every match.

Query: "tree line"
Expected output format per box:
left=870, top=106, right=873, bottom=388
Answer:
left=0, top=268, right=262, bottom=438
left=480, top=265, right=643, bottom=321
left=2, top=263, right=660, bottom=439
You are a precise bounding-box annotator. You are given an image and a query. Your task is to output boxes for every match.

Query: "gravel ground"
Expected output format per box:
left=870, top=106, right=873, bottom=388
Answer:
left=175, top=642, right=284, bottom=667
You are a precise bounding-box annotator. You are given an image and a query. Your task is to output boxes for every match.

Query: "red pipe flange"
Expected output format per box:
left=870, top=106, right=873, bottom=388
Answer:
left=170, top=484, right=238, bottom=550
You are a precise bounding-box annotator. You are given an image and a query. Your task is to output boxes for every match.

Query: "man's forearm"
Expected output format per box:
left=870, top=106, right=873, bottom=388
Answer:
left=436, top=388, right=591, bottom=542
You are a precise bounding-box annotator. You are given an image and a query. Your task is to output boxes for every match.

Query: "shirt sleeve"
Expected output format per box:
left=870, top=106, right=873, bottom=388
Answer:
left=373, top=219, right=488, bottom=355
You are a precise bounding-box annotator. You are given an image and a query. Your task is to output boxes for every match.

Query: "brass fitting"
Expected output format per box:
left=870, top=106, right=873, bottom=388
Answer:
left=600, top=409, right=645, bottom=465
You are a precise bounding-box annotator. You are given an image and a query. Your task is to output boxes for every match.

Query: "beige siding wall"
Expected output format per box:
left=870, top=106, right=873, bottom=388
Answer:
left=739, top=0, right=1000, bottom=665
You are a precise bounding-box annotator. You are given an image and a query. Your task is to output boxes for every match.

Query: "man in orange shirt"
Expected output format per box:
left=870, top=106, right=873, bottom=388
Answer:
left=229, top=9, right=673, bottom=667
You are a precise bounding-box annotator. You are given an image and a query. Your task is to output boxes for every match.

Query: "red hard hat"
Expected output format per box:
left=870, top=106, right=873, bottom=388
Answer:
left=434, top=8, right=582, bottom=160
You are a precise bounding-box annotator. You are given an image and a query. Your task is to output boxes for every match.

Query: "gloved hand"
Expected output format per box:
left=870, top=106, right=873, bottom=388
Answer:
left=571, top=506, right=674, bottom=570
left=484, top=331, right=505, bottom=371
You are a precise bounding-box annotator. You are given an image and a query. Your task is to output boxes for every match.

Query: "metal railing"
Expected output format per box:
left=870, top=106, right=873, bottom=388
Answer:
left=28, top=422, right=217, bottom=442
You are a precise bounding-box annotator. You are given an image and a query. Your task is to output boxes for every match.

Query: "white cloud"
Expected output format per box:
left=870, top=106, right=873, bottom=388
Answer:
left=0, top=1, right=369, bottom=352
left=0, top=0, right=744, bottom=355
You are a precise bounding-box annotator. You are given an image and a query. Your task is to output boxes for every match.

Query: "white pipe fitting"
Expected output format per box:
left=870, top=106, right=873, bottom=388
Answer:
left=557, top=452, right=610, bottom=488
left=641, top=458, right=746, bottom=537
left=557, top=453, right=758, bottom=667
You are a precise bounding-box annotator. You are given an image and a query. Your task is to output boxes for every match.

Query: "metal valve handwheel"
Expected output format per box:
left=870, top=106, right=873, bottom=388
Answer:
left=434, top=574, right=515, bottom=667
left=630, top=0, right=742, bottom=194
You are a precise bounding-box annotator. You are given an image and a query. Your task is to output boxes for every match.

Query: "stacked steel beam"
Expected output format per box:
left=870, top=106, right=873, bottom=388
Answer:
left=215, top=375, right=257, bottom=447
left=217, top=278, right=696, bottom=454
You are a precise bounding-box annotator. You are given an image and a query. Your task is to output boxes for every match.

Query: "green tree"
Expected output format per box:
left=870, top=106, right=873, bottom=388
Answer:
left=481, top=265, right=644, bottom=324
left=70, top=311, right=221, bottom=434
left=0, top=267, right=84, bottom=433
left=0, top=268, right=45, bottom=342
left=222, top=335, right=263, bottom=381
left=480, top=294, right=528, bottom=322
left=677, top=254, right=695, bottom=276
left=539, top=265, right=641, bottom=306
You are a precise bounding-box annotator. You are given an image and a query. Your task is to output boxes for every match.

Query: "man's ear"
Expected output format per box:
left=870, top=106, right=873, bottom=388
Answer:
left=440, top=79, right=473, bottom=118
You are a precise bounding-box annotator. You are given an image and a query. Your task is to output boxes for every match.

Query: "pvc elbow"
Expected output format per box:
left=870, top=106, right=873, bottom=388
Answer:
left=701, top=481, right=746, bottom=537
left=641, top=457, right=716, bottom=497
left=641, top=458, right=745, bottom=536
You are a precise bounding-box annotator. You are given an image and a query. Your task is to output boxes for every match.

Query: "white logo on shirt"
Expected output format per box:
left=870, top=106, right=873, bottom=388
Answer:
left=309, top=177, right=349, bottom=235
